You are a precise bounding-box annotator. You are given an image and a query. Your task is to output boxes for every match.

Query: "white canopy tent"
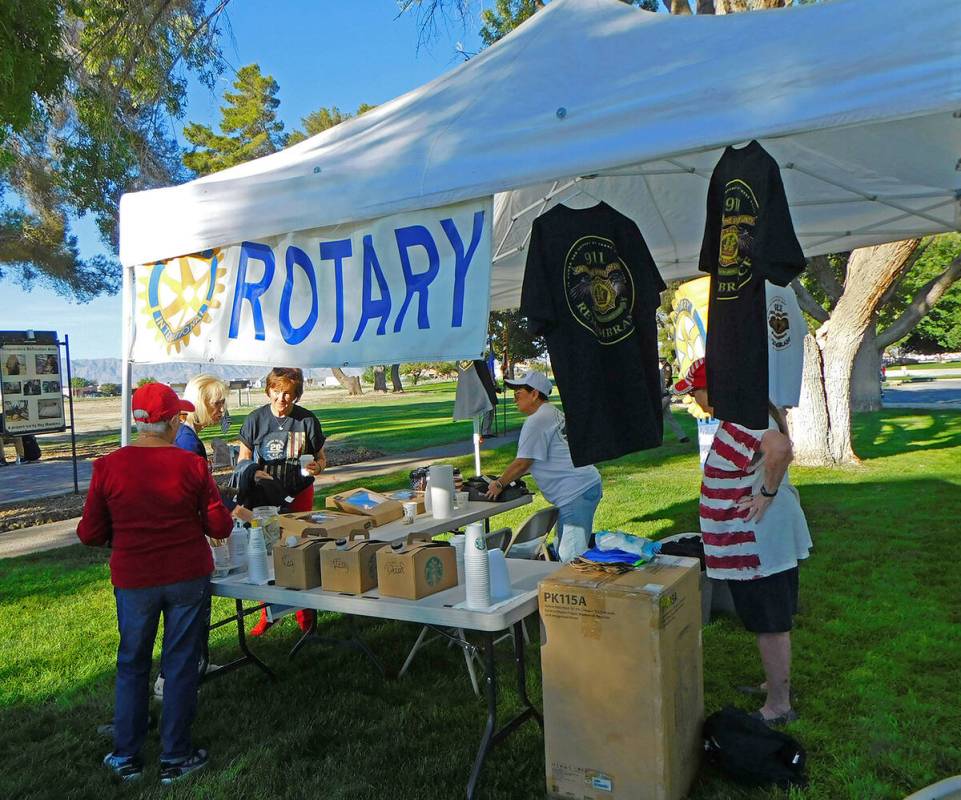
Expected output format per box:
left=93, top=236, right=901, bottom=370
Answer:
left=118, top=0, right=961, bottom=439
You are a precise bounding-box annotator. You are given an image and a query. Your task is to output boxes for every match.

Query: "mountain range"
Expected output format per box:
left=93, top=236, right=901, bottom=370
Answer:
left=70, top=359, right=361, bottom=387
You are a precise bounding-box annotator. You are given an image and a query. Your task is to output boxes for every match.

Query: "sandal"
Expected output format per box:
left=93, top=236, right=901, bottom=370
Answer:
left=750, top=709, right=799, bottom=727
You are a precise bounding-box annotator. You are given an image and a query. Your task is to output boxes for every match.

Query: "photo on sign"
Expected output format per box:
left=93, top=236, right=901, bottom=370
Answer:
left=38, top=398, right=62, bottom=420
left=35, top=353, right=59, bottom=375
left=23, top=380, right=42, bottom=396
left=2, top=381, right=22, bottom=395
left=42, top=380, right=61, bottom=394
left=3, top=400, right=28, bottom=421
left=3, top=353, right=25, bottom=377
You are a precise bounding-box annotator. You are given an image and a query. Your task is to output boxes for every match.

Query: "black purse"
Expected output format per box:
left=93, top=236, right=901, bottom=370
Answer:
left=463, top=474, right=528, bottom=502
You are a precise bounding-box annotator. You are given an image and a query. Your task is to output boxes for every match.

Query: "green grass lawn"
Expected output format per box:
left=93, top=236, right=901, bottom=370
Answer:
left=890, top=360, right=961, bottom=371
left=2, top=410, right=961, bottom=799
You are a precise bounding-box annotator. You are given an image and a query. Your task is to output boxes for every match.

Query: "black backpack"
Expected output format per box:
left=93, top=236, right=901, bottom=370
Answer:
left=703, top=706, right=807, bottom=789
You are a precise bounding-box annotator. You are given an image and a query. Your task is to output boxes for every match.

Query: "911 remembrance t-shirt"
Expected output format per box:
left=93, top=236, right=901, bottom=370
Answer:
left=699, top=140, right=806, bottom=429
left=520, top=202, right=666, bottom=467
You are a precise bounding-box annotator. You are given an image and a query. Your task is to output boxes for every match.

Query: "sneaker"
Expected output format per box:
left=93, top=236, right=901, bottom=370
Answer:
left=103, top=752, right=143, bottom=782
left=159, top=749, right=208, bottom=784
left=153, top=675, right=165, bottom=700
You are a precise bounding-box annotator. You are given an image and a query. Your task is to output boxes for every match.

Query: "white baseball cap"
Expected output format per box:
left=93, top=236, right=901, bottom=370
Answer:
left=504, top=370, right=553, bottom=397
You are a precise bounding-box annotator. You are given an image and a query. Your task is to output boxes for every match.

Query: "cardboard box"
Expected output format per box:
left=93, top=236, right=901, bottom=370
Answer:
left=280, top=510, right=373, bottom=539
left=319, top=539, right=389, bottom=594
left=329, top=487, right=404, bottom=526
left=384, top=488, right=426, bottom=515
left=272, top=537, right=328, bottom=590
left=376, top=542, right=458, bottom=600
left=539, top=557, right=703, bottom=800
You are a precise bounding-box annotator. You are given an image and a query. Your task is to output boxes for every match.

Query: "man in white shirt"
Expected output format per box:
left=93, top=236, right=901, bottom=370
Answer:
left=485, top=370, right=602, bottom=562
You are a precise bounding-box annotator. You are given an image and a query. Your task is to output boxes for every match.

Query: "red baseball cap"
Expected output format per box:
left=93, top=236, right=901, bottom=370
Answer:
left=672, top=358, right=707, bottom=396
left=132, top=382, right=194, bottom=424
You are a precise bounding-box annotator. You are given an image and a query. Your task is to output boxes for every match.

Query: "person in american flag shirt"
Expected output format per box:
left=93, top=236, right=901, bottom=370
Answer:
left=673, top=358, right=812, bottom=727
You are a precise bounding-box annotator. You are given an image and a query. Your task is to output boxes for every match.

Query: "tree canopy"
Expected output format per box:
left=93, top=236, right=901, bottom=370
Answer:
left=0, top=0, right=228, bottom=300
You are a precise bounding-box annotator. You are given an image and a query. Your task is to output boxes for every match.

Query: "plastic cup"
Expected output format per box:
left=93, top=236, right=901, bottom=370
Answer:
left=455, top=491, right=470, bottom=510
left=402, top=501, right=417, bottom=524
left=300, top=454, right=314, bottom=477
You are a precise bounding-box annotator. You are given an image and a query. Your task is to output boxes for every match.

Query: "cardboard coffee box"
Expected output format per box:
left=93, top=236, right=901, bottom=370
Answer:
left=376, top=542, right=458, bottom=600
left=329, top=487, right=403, bottom=526
left=539, top=557, right=703, bottom=800
left=272, top=537, right=329, bottom=590
left=319, top=539, right=389, bottom=594
left=384, top=488, right=426, bottom=515
left=280, top=510, right=373, bottom=540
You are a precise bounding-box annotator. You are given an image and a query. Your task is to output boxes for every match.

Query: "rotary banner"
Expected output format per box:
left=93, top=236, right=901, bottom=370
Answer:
left=131, top=198, right=493, bottom=367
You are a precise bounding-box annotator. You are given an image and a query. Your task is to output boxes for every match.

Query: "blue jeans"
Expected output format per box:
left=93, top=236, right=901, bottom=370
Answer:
left=556, top=482, right=603, bottom=562
left=113, top=576, right=211, bottom=761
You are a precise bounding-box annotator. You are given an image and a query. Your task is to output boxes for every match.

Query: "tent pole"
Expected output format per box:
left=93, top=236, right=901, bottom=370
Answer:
left=120, top=264, right=134, bottom=446
left=473, top=417, right=482, bottom=477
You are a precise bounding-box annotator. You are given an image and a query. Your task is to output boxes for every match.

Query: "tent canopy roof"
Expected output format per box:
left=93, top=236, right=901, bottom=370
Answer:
left=120, top=0, right=961, bottom=307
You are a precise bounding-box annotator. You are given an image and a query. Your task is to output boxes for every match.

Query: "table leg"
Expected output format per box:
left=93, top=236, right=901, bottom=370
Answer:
left=511, top=618, right=542, bottom=729
left=465, top=619, right=544, bottom=798
left=467, top=631, right=497, bottom=800
left=201, top=600, right=275, bottom=684
left=288, top=614, right=388, bottom=679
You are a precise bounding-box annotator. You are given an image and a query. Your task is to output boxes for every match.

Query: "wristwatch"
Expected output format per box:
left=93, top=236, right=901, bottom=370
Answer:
left=759, top=485, right=778, bottom=498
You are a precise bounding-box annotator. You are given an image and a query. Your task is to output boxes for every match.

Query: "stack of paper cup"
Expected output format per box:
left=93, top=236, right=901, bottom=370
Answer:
left=429, top=464, right=455, bottom=520
left=450, top=533, right=466, bottom=583
left=487, top=549, right=511, bottom=602
left=210, top=541, right=230, bottom=578
left=246, top=525, right=269, bottom=584
left=227, top=522, right=248, bottom=569
left=464, top=521, right=491, bottom=609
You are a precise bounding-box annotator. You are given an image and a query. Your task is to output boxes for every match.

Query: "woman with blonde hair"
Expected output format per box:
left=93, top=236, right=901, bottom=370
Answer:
left=175, top=374, right=229, bottom=460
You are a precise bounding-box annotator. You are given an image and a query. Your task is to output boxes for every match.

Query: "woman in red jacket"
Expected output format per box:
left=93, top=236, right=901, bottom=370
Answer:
left=78, top=383, right=232, bottom=784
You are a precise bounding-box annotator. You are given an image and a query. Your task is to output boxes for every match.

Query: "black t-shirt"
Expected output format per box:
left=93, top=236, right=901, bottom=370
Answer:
left=239, top=404, right=326, bottom=496
left=699, top=141, right=805, bottom=429
left=520, top=202, right=666, bottom=467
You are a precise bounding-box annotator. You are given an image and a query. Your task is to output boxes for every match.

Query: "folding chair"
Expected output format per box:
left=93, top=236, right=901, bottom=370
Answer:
left=210, top=437, right=237, bottom=468
left=504, top=506, right=558, bottom=560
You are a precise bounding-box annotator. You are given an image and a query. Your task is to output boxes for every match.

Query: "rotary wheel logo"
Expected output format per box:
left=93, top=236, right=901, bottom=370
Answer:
left=138, top=249, right=226, bottom=354
left=424, top=556, right=444, bottom=586
left=564, top=236, right=635, bottom=345
left=672, top=298, right=706, bottom=377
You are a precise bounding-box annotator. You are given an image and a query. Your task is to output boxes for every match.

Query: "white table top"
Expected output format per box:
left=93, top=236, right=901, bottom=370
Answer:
left=212, top=558, right=560, bottom=632
left=368, top=494, right=532, bottom=544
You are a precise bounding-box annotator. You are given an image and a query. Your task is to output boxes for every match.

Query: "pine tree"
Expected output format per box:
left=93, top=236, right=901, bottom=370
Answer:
left=182, top=64, right=286, bottom=176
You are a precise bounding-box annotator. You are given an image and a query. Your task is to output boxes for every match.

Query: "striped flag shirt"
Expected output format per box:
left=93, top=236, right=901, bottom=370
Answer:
left=699, top=420, right=812, bottom=580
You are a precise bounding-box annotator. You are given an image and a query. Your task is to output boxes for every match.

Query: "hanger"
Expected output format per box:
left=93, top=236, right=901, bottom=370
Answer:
left=556, top=179, right=604, bottom=210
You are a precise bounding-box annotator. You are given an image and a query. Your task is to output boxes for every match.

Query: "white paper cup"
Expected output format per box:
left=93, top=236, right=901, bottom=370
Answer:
left=464, top=521, right=491, bottom=609
left=402, top=501, right=417, bottom=524
left=300, top=454, right=314, bottom=477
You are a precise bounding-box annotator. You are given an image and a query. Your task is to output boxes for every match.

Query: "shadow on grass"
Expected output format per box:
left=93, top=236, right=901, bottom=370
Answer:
left=853, top=409, right=961, bottom=460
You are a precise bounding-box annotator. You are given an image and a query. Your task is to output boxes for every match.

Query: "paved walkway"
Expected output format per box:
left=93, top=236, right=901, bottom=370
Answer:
left=0, top=430, right=520, bottom=560
left=884, top=379, right=961, bottom=409
left=0, top=458, right=94, bottom=503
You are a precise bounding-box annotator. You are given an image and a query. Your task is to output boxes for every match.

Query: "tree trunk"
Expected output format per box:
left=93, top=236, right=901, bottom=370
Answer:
left=330, top=367, right=363, bottom=396
left=850, top=323, right=882, bottom=412
left=788, top=334, right=834, bottom=465
left=390, top=363, right=404, bottom=392
left=790, top=240, right=920, bottom=466
left=373, top=365, right=388, bottom=392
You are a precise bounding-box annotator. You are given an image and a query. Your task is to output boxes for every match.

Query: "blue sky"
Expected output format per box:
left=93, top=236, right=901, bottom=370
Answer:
left=2, top=1, right=485, bottom=360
